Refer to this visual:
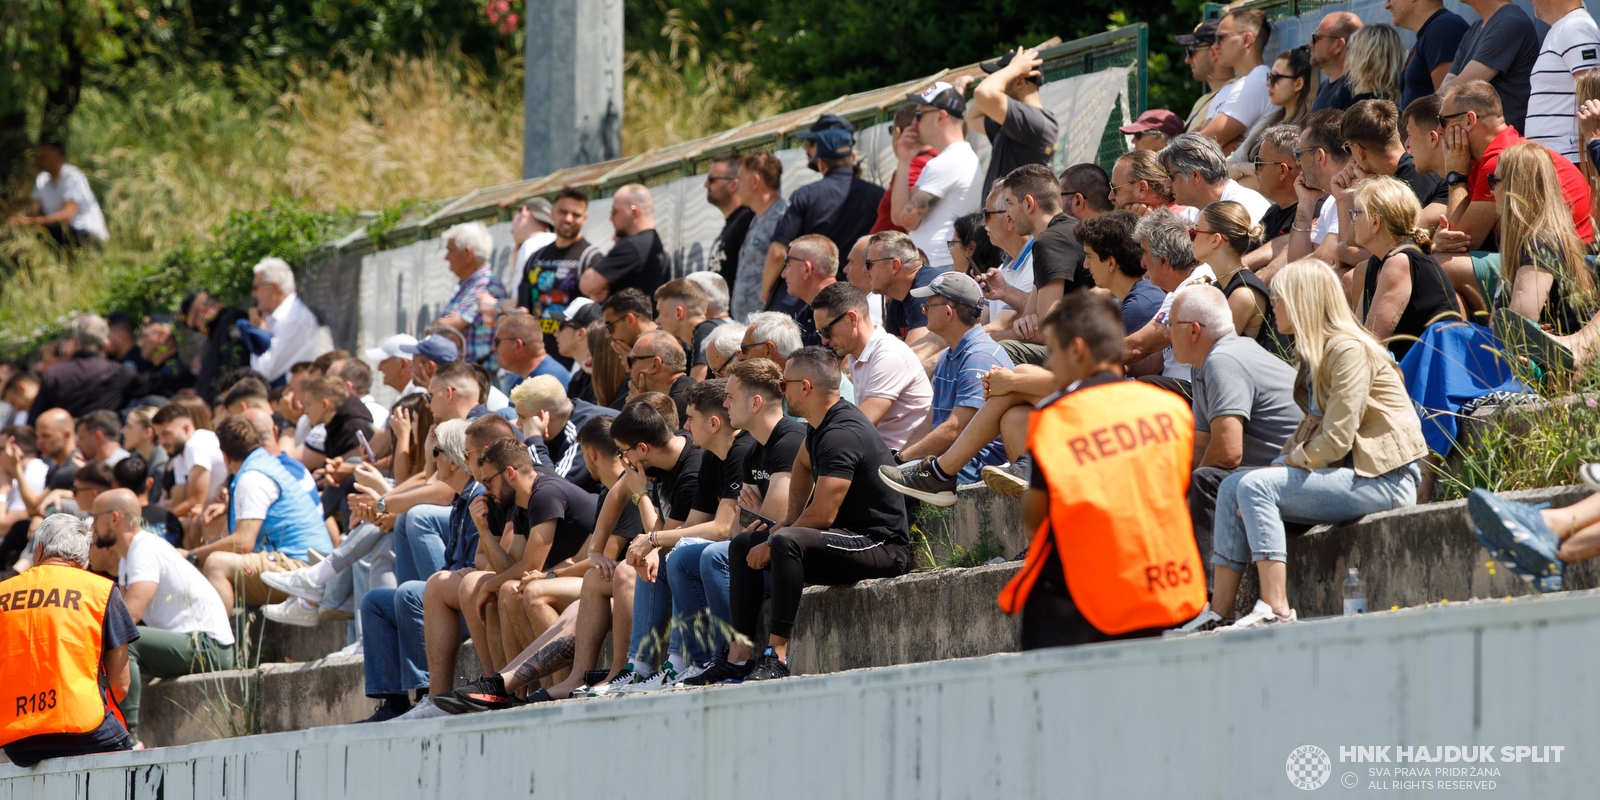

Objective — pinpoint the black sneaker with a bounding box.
[744,649,790,681]
[436,675,524,714]
[358,698,408,723]
[879,457,958,507]
[583,669,610,686]
[677,657,753,686]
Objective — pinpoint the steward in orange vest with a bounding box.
[998,293,1207,648]
[0,515,139,767]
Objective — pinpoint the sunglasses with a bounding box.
[981,209,1006,218]
[739,340,769,354]
[1308,33,1342,45]
[818,311,851,341]
[1292,146,1319,159]
[626,354,658,368]
[1265,72,1297,85]
[1437,110,1469,129]
[1486,174,1504,191]
[1252,160,1288,170]
[1188,228,1218,241]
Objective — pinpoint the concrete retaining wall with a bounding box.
[10,590,1600,797]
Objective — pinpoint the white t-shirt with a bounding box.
[172,429,229,504]
[910,141,983,267]
[990,240,1035,320]
[1527,9,1600,162]
[232,470,282,521]
[487,385,511,412]
[1205,80,1241,123]
[515,231,557,273]
[1219,181,1273,224]
[866,292,885,327]
[1310,195,1340,245]
[32,164,109,241]
[1153,263,1219,380]
[845,328,934,451]
[119,531,235,645]
[1213,64,1274,131]
[361,395,389,431]
[5,458,48,513]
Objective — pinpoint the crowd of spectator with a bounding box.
[10,0,1600,764]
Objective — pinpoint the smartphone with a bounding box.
[739,507,777,530]
[356,430,377,462]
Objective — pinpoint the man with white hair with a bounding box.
[702,321,745,379]
[247,257,324,385]
[1166,285,1301,630]
[580,184,666,302]
[510,374,617,493]
[737,312,804,367]
[436,221,509,365]
[29,314,134,419]
[0,514,138,766]
[684,271,732,321]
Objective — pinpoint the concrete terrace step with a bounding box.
[135,483,1598,746]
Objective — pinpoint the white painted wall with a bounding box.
[5,591,1600,797]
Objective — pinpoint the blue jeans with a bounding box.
[629,567,677,669]
[1211,462,1420,571]
[665,538,735,663]
[393,506,450,585]
[359,581,428,696]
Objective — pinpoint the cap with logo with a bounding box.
[522,197,554,226]
[908,81,967,117]
[1119,109,1185,137]
[563,297,602,327]
[910,271,986,310]
[980,49,1044,86]
[398,334,460,364]
[365,333,420,364]
[1175,19,1220,47]
[793,113,857,161]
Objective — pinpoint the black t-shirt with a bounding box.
[522,473,599,569]
[44,454,78,491]
[593,230,667,300]
[667,374,695,426]
[745,416,805,498]
[1258,203,1297,241]
[710,206,756,290]
[1394,153,1448,208]
[1032,213,1094,293]
[982,101,1060,199]
[644,438,703,523]
[885,267,937,340]
[2,584,137,765]
[690,318,723,368]
[692,431,757,515]
[143,503,188,548]
[487,496,531,542]
[310,394,375,458]
[600,486,647,543]
[519,237,602,315]
[771,168,886,260]
[806,400,908,545]
[197,306,252,402]
[1311,74,1355,113]
[567,368,596,405]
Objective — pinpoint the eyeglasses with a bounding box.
[924,299,953,312]
[704,175,736,184]
[945,239,961,251]
[602,317,621,333]
[817,311,852,341]
[1486,174,1504,191]
[914,109,941,119]
[1265,72,1296,85]
[783,254,810,268]
[861,256,895,268]
[739,341,769,354]
[1108,180,1134,192]
[482,466,508,487]
[981,208,1005,218]
[1292,146,1319,159]
[707,352,732,378]
[1437,110,1469,129]
[493,336,521,346]
[779,378,808,390]
[1251,160,1287,170]
[1308,33,1343,45]
[1347,208,1368,222]
[1162,319,1205,331]
[1188,228,1219,241]
[1213,30,1248,43]
[626,354,659,368]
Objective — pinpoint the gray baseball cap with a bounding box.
[911,271,985,309]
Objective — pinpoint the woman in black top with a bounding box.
[1494,142,1599,336]
[1350,176,1459,359]
[1190,200,1292,360]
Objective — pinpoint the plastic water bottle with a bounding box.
[1342,568,1367,616]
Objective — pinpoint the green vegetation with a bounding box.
[1436,393,1600,500]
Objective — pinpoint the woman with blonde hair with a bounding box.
[1199,258,1426,630]
[1348,176,1459,358]
[1190,200,1291,358]
[1346,24,1403,104]
[1494,142,1598,335]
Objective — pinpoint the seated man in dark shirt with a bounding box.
[718,346,911,682]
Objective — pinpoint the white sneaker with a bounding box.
[263,597,321,627]
[331,640,363,658]
[618,663,679,694]
[673,661,711,686]
[586,664,642,697]
[262,568,325,604]
[1164,603,1224,637]
[1227,599,1297,629]
[392,696,449,721]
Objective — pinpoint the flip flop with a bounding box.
[1492,307,1575,373]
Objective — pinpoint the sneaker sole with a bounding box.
[260,574,324,605]
[980,466,1027,499]
[264,612,321,627]
[1581,465,1600,490]
[1467,491,1561,578]
[877,469,958,507]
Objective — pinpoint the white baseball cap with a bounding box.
[365,333,419,363]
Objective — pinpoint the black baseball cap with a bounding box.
[1176,19,1220,47]
[907,81,966,117]
[980,49,1044,86]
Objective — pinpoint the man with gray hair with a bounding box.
[629,329,694,423]
[30,314,134,420]
[247,257,324,385]
[781,234,840,347]
[1122,208,1215,391]
[580,184,666,302]
[1159,133,1271,224]
[702,321,745,378]
[1242,124,1311,272]
[1166,285,1301,631]
[437,221,509,366]
[0,514,139,765]
[739,311,804,366]
[684,271,732,320]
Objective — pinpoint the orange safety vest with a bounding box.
[999,380,1207,634]
[0,564,124,747]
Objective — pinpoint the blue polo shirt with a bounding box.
[931,326,1014,479]
[445,481,485,571]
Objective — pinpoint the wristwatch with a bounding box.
[376,496,388,515]
[1445,171,1469,187]
[186,552,200,567]
[630,490,647,506]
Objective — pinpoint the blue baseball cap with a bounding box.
[399,334,459,364]
[794,113,857,160]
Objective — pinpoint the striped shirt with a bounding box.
[931,326,1014,471]
[1526,9,1600,163]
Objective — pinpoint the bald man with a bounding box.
[93,488,235,741]
[629,330,694,423]
[1309,11,1363,112]
[579,184,667,302]
[240,408,319,503]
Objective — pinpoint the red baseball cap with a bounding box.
[1119,109,1184,137]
